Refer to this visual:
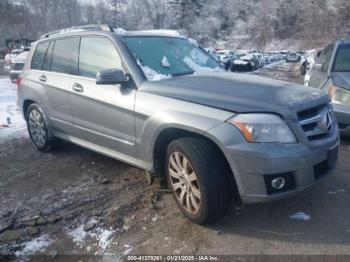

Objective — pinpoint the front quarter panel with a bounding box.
[134,91,234,166]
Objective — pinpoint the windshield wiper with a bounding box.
[171,70,194,77]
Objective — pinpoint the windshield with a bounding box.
[333,44,350,72]
[123,36,222,81]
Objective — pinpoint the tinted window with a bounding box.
[31,41,50,70]
[333,44,350,72]
[79,36,123,79]
[14,63,24,70]
[42,41,54,71]
[51,38,79,75]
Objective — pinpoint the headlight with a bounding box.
[227,114,297,143]
[328,85,350,106]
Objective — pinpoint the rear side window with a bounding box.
[79,36,123,79]
[51,37,79,75]
[31,41,50,70]
[42,41,54,71]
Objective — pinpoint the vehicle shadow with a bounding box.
[209,138,350,246]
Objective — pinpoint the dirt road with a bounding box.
[1,62,350,261]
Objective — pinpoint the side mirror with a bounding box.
[312,63,323,71]
[96,69,129,85]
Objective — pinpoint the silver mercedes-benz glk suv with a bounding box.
[17,25,339,224]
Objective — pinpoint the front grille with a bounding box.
[297,104,333,141]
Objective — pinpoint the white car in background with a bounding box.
[215,50,236,69]
[10,51,29,83]
[4,49,23,72]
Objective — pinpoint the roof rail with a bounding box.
[40,24,115,39]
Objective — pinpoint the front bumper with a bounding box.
[333,103,350,136]
[207,122,339,204]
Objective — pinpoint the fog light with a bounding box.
[271,177,286,189]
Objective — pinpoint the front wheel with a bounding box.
[166,137,232,224]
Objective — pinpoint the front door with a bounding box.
[70,35,136,156]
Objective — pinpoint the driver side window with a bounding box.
[79,36,124,79]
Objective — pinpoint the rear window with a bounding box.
[333,44,350,72]
[31,41,50,70]
[51,37,79,75]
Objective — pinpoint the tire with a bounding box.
[166,137,232,224]
[26,103,56,152]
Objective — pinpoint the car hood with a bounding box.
[139,72,329,120]
[332,72,350,91]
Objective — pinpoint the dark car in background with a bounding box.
[307,40,350,136]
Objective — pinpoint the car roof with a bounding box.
[38,25,187,42]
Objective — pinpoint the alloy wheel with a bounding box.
[168,151,201,214]
[28,109,47,148]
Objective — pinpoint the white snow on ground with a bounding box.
[97,229,115,252]
[0,78,27,142]
[15,235,53,257]
[123,244,133,255]
[289,212,311,221]
[66,219,116,254]
[67,225,87,248]
[263,60,286,69]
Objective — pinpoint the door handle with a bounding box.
[39,75,47,82]
[72,83,84,93]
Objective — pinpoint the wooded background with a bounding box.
[1,0,350,50]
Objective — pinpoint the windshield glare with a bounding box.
[333,45,350,72]
[123,36,222,81]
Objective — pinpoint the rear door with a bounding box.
[70,35,137,156]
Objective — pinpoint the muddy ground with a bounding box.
[1,61,350,261]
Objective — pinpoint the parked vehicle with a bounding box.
[215,50,236,70]
[307,40,350,136]
[18,25,339,224]
[240,54,260,70]
[10,51,29,83]
[4,49,23,72]
[252,52,265,67]
[286,52,301,62]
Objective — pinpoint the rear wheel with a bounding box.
[26,104,56,152]
[166,137,232,224]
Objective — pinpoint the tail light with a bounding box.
[16,77,22,88]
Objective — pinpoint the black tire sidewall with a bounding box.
[166,138,231,224]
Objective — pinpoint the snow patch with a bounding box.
[66,219,116,254]
[161,56,171,68]
[67,225,87,247]
[15,235,52,257]
[0,78,27,142]
[137,60,170,81]
[289,212,311,221]
[115,27,128,35]
[123,244,133,255]
[97,229,115,252]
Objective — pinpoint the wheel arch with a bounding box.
[23,99,37,120]
[152,127,241,201]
